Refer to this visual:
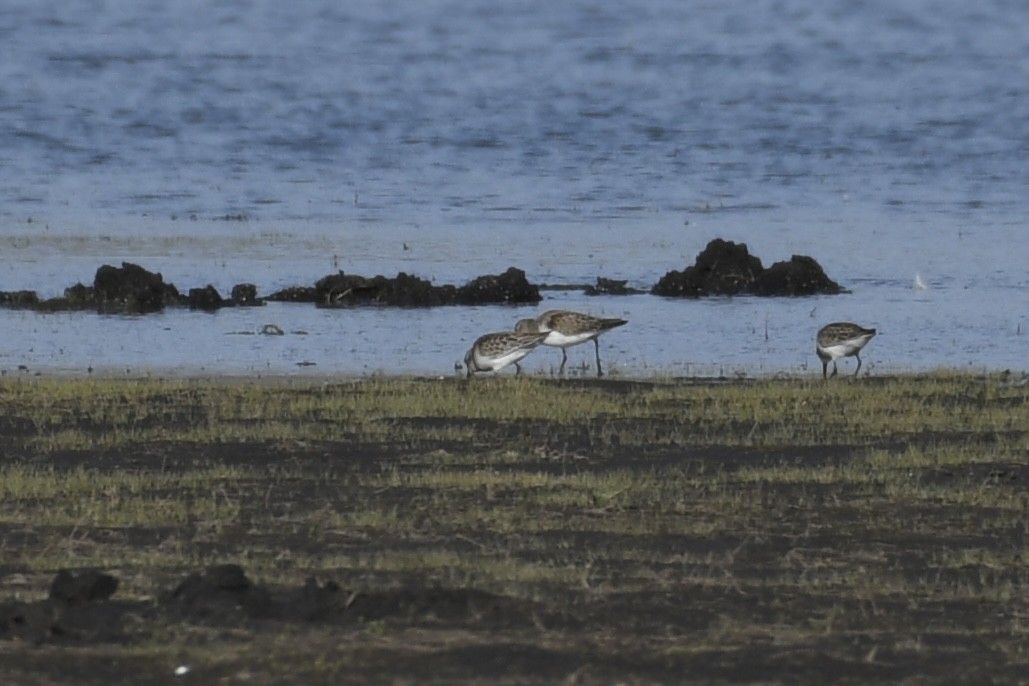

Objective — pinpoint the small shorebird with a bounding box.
[816,322,877,379]
[515,309,628,377]
[463,331,548,377]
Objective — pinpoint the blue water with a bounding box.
[2,0,1028,377]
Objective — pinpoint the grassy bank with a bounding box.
[0,373,1026,684]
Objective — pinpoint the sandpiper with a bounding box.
[816,322,877,379]
[514,309,628,377]
[463,331,548,377]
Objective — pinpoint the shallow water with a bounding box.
[2,0,1027,377]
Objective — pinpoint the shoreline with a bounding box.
[1,366,1025,385]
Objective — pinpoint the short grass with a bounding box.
[0,372,1026,684]
[1,371,1024,452]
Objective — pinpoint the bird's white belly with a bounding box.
[475,347,531,371]
[542,331,596,348]
[820,339,867,360]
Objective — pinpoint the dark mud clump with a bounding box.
[0,569,124,643]
[312,271,457,307]
[1,565,534,645]
[584,277,646,296]
[263,285,318,303]
[186,285,226,311]
[93,262,181,313]
[230,283,262,306]
[652,238,842,297]
[0,241,843,316]
[752,254,843,296]
[268,266,542,307]
[160,563,274,622]
[0,262,268,314]
[0,290,40,309]
[456,267,540,305]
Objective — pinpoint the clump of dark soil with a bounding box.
[93,262,182,313]
[584,277,645,296]
[267,266,542,307]
[230,283,260,306]
[0,569,125,643]
[1,565,533,645]
[0,262,266,314]
[752,254,843,296]
[0,290,41,309]
[652,238,842,297]
[0,238,848,316]
[456,267,541,305]
[0,263,544,313]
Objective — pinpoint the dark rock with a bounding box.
[652,239,763,297]
[585,277,644,296]
[93,262,180,314]
[230,283,261,306]
[187,285,225,311]
[457,267,541,305]
[752,255,843,296]
[49,569,119,605]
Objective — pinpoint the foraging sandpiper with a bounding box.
[463,331,549,377]
[816,322,877,379]
[514,309,627,377]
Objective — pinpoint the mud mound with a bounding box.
[0,290,40,309]
[652,239,841,297]
[94,262,181,313]
[752,255,843,296]
[0,263,265,314]
[585,277,645,295]
[0,569,130,644]
[0,244,843,316]
[230,283,261,306]
[456,267,541,305]
[49,569,119,605]
[160,564,274,623]
[267,267,542,307]
[186,285,226,311]
[312,271,457,307]
[1,565,532,644]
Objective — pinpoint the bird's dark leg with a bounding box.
[514,362,523,377]
[559,349,568,375]
[822,359,829,380]
[831,361,839,378]
[853,354,862,377]
[594,338,604,378]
